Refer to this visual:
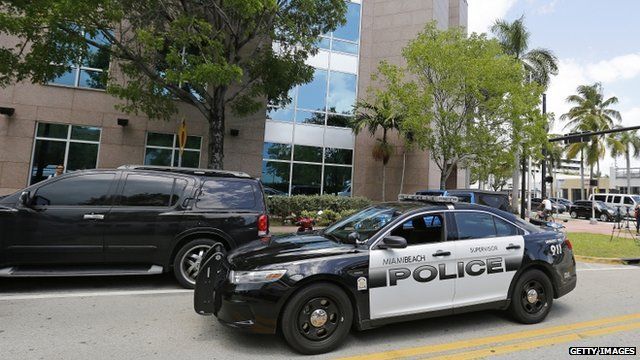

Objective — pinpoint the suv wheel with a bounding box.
[599,214,608,222]
[509,269,553,324]
[174,239,225,289]
[281,283,352,355]
[570,211,577,219]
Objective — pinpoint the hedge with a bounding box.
[267,195,371,224]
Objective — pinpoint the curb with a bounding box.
[575,255,640,265]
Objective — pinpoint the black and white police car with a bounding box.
[194,195,577,354]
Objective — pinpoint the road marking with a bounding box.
[336,313,640,360]
[578,267,640,271]
[0,288,192,301]
[423,321,640,360]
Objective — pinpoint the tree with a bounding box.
[398,23,545,190]
[491,16,558,209]
[350,62,406,201]
[544,135,564,197]
[608,128,640,194]
[0,0,347,169]
[561,83,621,191]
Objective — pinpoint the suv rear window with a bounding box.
[197,179,257,210]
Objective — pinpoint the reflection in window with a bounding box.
[51,30,111,89]
[119,175,181,207]
[327,113,351,127]
[333,2,361,42]
[296,110,325,125]
[34,174,114,206]
[323,165,352,195]
[144,132,202,168]
[332,39,358,54]
[263,143,292,161]
[267,106,294,122]
[262,161,290,194]
[325,147,353,165]
[297,69,327,112]
[197,180,257,209]
[292,163,321,195]
[294,145,323,163]
[328,71,357,115]
[30,123,102,185]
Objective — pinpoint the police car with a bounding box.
[194,195,576,354]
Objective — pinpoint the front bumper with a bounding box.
[193,251,290,334]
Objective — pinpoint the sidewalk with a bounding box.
[561,218,638,238]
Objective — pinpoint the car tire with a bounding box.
[173,239,225,289]
[281,283,353,355]
[570,211,577,219]
[599,214,608,222]
[509,269,554,324]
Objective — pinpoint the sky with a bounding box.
[467,0,640,175]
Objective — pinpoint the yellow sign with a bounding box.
[178,119,187,155]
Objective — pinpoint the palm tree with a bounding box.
[545,137,564,197]
[350,97,403,201]
[608,129,640,194]
[561,83,622,196]
[491,16,558,210]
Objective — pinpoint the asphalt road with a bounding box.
[0,262,638,360]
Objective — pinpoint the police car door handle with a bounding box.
[83,214,105,220]
[506,244,521,250]
[432,250,451,257]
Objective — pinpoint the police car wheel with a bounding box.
[281,283,352,355]
[173,239,224,289]
[509,270,553,324]
[570,211,577,219]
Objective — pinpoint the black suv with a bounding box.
[0,165,269,288]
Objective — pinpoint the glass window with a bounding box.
[323,165,352,195]
[594,194,607,202]
[296,110,325,125]
[325,147,353,165]
[262,161,290,194]
[317,37,331,50]
[391,214,444,245]
[494,217,518,236]
[324,206,400,244]
[50,30,111,89]
[612,196,621,204]
[294,145,323,163]
[144,132,202,168]
[297,69,327,112]
[33,173,114,206]
[333,2,361,42]
[197,179,257,209]
[454,212,497,240]
[328,71,357,115]
[267,106,294,122]
[291,163,321,195]
[332,39,358,54]
[263,143,292,161]
[30,123,102,185]
[119,174,179,207]
[326,113,351,128]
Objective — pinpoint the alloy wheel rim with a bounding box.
[297,297,341,341]
[521,280,547,314]
[180,243,224,285]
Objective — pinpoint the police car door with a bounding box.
[451,211,524,308]
[369,212,456,320]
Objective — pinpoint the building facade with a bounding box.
[0,0,468,199]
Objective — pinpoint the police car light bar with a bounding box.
[398,194,459,203]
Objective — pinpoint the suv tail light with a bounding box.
[564,238,573,250]
[258,214,269,236]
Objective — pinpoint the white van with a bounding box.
[588,193,640,215]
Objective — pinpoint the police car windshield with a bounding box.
[324,206,401,244]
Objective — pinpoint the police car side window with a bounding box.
[494,217,519,236]
[391,214,444,246]
[454,212,496,240]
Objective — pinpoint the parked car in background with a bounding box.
[550,197,572,208]
[0,165,269,288]
[264,186,287,196]
[569,200,616,222]
[417,189,511,212]
[589,193,640,215]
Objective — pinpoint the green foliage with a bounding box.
[267,195,370,223]
[298,209,357,226]
[377,23,545,189]
[0,0,347,169]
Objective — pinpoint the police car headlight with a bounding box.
[229,269,287,284]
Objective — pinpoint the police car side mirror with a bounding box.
[19,191,31,207]
[379,235,407,249]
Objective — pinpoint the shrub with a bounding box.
[268,195,371,224]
